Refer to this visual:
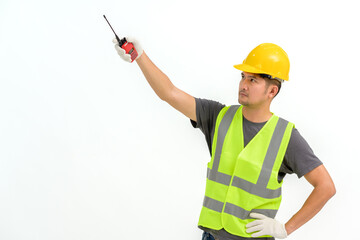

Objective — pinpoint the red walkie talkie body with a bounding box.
[117,36,138,62]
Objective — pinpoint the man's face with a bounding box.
[238,72,271,107]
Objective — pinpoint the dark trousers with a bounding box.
[202,231,216,240]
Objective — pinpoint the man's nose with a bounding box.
[240,80,248,90]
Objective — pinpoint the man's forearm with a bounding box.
[135,51,175,101]
[285,182,336,235]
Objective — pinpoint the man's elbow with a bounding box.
[323,181,336,200]
[329,182,336,198]
[315,180,336,200]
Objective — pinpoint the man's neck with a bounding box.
[242,105,273,123]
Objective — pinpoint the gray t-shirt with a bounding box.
[190,98,323,240]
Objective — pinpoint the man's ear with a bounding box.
[269,85,279,98]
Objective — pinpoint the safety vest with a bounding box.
[198,105,294,238]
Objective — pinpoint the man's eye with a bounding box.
[250,78,256,82]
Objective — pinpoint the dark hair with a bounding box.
[259,74,282,97]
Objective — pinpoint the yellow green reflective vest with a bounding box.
[198,105,294,238]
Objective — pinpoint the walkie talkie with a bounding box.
[103,15,138,62]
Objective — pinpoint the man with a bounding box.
[112,37,336,240]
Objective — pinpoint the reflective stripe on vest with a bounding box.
[203,105,289,219]
[203,196,278,219]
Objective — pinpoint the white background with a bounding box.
[0,0,359,239]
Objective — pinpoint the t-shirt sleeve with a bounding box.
[190,98,226,155]
[280,128,323,178]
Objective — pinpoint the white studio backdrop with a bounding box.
[0,0,358,239]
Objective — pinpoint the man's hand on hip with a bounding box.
[246,213,287,239]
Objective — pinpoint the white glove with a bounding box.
[246,213,287,239]
[113,36,144,63]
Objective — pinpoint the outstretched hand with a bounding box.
[113,36,143,62]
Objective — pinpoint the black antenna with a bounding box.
[103,15,123,44]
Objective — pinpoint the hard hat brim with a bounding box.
[233,63,288,81]
[233,64,264,74]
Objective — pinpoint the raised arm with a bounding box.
[113,37,196,122]
[135,51,196,121]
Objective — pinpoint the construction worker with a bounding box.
[112,37,336,240]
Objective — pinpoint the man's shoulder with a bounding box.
[194,97,227,120]
[273,113,295,128]
[195,97,227,109]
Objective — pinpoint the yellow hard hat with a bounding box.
[234,43,290,81]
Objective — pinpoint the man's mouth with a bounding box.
[239,91,248,97]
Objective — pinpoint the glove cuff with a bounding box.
[281,224,288,239]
